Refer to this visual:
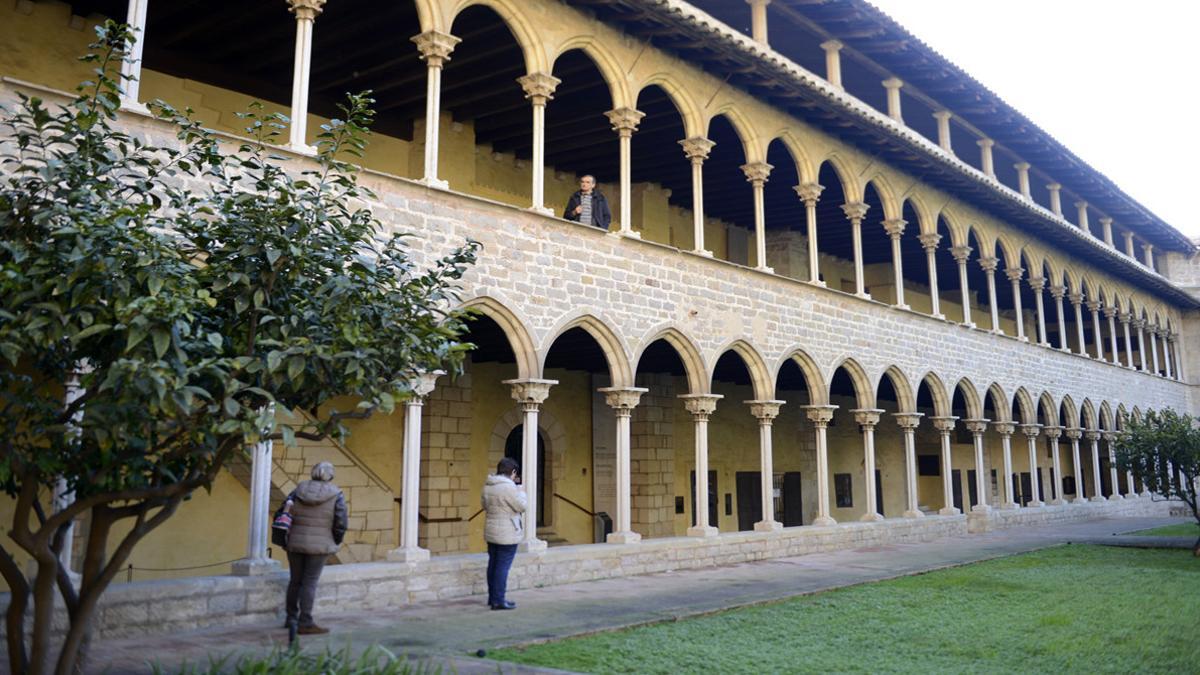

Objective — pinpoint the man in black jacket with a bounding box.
[563,175,611,230]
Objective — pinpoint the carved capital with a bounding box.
[409,370,444,399]
[740,161,773,185]
[1042,425,1063,440]
[917,232,942,251]
[1102,431,1118,443]
[930,416,958,433]
[1130,318,1145,330]
[794,182,824,205]
[746,400,784,422]
[1098,216,1113,227]
[599,386,648,414]
[1074,200,1088,211]
[992,421,1017,436]
[841,201,869,222]
[820,39,844,53]
[950,245,972,263]
[851,408,884,428]
[977,256,999,273]
[976,138,995,149]
[1067,293,1084,306]
[504,378,557,412]
[1049,284,1067,300]
[1084,430,1101,442]
[411,30,460,65]
[804,404,838,426]
[1086,300,1101,312]
[288,0,327,21]
[882,218,907,238]
[893,412,924,430]
[1004,267,1024,283]
[1064,428,1083,441]
[882,76,903,90]
[1020,423,1043,438]
[963,418,991,435]
[517,72,561,103]
[605,107,645,136]
[1046,182,1062,192]
[680,393,722,421]
[1103,306,1118,319]
[1013,161,1031,172]
[1027,276,1046,291]
[679,137,715,163]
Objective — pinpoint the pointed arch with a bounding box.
[548,37,631,108]
[937,207,970,247]
[1099,401,1114,431]
[1012,387,1037,424]
[900,193,936,234]
[704,107,760,162]
[460,295,538,379]
[829,357,875,409]
[880,365,917,414]
[994,234,1023,269]
[1080,398,1097,430]
[632,325,708,396]
[864,175,901,221]
[816,154,862,203]
[773,348,827,406]
[985,382,1010,422]
[1037,391,1059,426]
[1064,267,1084,295]
[448,0,545,74]
[915,371,950,417]
[709,339,773,401]
[763,130,816,185]
[954,377,984,420]
[633,75,703,138]
[1059,395,1079,429]
[541,312,633,388]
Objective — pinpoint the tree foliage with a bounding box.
[1114,408,1200,555]
[0,23,478,674]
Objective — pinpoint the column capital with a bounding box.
[1101,431,1118,443]
[820,39,844,52]
[794,182,824,205]
[963,418,991,434]
[1019,423,1043,438]
[893,411,924,430]
[679,137,715,163]
[599,386,648,412]
[841,201,869,221]
[1067,292,1084,306]
[932,110,953,122]
[411,30,460,65]
[882,218,907,238]
[680,393,722,420]
[976,137,995,149]
[992,421,1017,435]
[1013,161,1031,171]
[977,256,999,273]
[1130,317,1145,329]
[1046,182,1062,191]
[1027,276,1046,291]
[1098,216,1113,226]
[803,404,838,425]
[1085,299,1101,312]
[1064,427,1083,440]
[1084,430,1101,441]
[929,416,958,433]
[1049,284,1067,300]
[517,72,561,103]
[408,370,444,399]
[1042,425,1063,440]
[850,408,884,427]
[605,107,645,136]
[288,0,327,21]
[949,244,972,262]
[746,399,785,421]
[882,76,903,90]
[917,232,942,251]
[504,378,557,409]
[1004,267,1024,282]
[741,161,773,184]
[1102,305,1118,319]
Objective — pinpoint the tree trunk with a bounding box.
[0,551,31,674]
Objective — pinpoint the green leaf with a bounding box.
[151,327,170,359]
[287,356,305,382]
[71,323,112,343]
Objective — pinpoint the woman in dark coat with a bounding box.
[284,461,348,635]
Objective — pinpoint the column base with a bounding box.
[855,292,871,300]
[416,176,449,190]
[1026,500,1044,507]
[287,142,318,156]
[1038,341,1052,348]
[962,321,976,329]
[893,303,911,311]
[970,504,991,514]
[119,99,150,115]
[997,501,1019,510]
[611,229,641,239]
[755,265,775,274]
[691,249,713,258]
[606,531,642,544]
[931,313,945,321]
[1047,498,1064,506]
[518,538,548,552]
[808,279,827,288]
[753,520,783,532]
[686,525,719,537]
[1018,336,1030,343]
[386,546,430,563]
[902,509,925,519]
[1089,496,1106,502]
[859,512,885,522]
[527,205,554,217]
[811,516,837,527]
[1107,494,1123,501]
[1073,497,1089,505]
[937,506,961,516]
[230,558,281,576]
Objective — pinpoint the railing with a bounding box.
[553,493,612,543]
[394,497,483,524]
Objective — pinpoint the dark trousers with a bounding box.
[286,551,328,626]
[486,542,518,607]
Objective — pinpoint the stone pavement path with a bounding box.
[85,516,1188,674]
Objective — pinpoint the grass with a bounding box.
[1128,522,1199,537]
[489,545,1200,674]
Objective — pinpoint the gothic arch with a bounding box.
[460,295,539,379]
[632,325,708,395]
[541,312,634,388]
[1012,387,1037,424]
[954,377,984,420]
[772,348,828,406]
[632,75,704,138]
[446,0,546,74]
[916,370,949,417]
[709,339,773,401]
[829,357,875,409]
[880,365,917,413]
[548,37,631,109]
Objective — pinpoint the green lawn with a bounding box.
[490,546,1200,674]
[1129,522,1199,537]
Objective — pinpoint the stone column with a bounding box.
[285,0,327,152]
[933,111,953,153]
[1065,428,1086,503]
[994,422,1017,508]
[505,378,558,551]
[930,417,959,515]
[1104,307,1120,365]
[1142,243,1155,270]
[1014,162,1031,200]
[979,257,1001,333]
[118,0,150,112]
[1047,182,1063,217]
[681,394,723,536]
[1104,432,1122,500]
[977,138,995,179]
[1161,331,1174,379]
[1029,276,1048,346]
[1074,201,1091,237]
[1021,424,1044,506]
[964,419,990,512]
[843,202,870,298]
[747,400,785,531]
[232,436,281,575]
[852,409,885,521]
[1006,267,1027,341]
[1088,300,1105,361]
[805,405,839,526]
[919,233,943,318]
[1134,319,1148,371]
[413,30,460,187]
[950,245,974,326]
[1120,313,1135,369]
[1099,216,1114,247]
[821,40,844,89]
[742,161,775,272]
[680,137,715,257]
[1069,293,1087,356]
[56,366,91,574]
[1126,467,1138,498]
[882,77,904,122]
[1086,430,1105,501]
[894,412,924,518]
[1167,332,1179,380]
[882,218,908,309]
[601,386,649,543]
[796,182,824,286]
[606,107,645,237]
[518,72,561,216]
[389,371,442,562]
[1044,426,1064,505]
[748,0,771,43]
[1123,232,1136,258]
[1149,325,1162,375]
[1050,285,1069,352]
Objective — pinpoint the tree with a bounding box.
[1114,408,1200,556]
[0,23,478,674]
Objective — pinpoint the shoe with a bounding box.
[297,624,330,635]
[490,601,516,610]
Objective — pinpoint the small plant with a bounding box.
[1115,408,1200,555]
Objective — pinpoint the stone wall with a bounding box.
[631,373,677,538]
[419,370,474,555]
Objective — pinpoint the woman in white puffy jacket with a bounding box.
[481,457,526,610]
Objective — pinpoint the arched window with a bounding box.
[504,425,547,525]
